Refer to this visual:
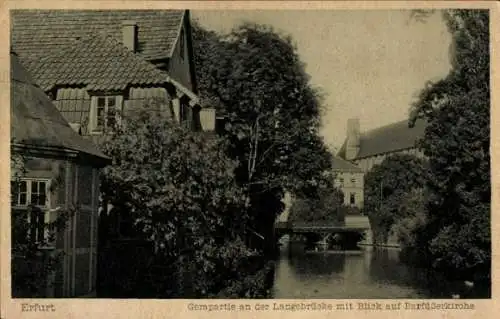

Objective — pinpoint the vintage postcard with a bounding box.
[0,1,498,318]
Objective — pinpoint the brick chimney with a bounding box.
[345,118,360,160]
[122,20,137,52]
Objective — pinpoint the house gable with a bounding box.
[165,10,198,93]
[11,10,216,135]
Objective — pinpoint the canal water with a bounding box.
[271,241,489,299]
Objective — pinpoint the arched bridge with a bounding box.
[275,215,371,250]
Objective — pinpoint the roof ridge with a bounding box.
[11,9,186,61]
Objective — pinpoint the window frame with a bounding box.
[349,192,356,206]
[11,178,50,209]
[339,177,344,186]
[91,95,123,133]
[11,178,52,246]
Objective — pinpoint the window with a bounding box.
[350,193,356,205]
[93,96,122,132]
[11,180,27,206]
[339,178,344,186]
[11,179,51,244]
[11,179,49,208]
[180,101,193,129]
[351,177,356,185]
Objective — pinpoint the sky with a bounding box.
[192,10,452,150]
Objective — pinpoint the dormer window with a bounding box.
[97,96,115,129]
[90,95,123,133]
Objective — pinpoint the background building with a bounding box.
[337,118,427,173]
[336,117,428,246]
[332,155,364,209]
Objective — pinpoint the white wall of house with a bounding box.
[334,171,364,209]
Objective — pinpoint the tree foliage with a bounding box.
[409,9,490,278]
[364,154,428,244]
[288,179,346,224]
[98,106,257,296]
[391,188,428,248]
[192,22,333,253]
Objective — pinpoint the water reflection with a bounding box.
[288,251,346,275]
[272,243,485,299]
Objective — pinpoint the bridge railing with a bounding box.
[276,217,370,230]
[290,221,345,228]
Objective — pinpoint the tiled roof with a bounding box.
[11,53,109,163]
[11,9,184,62]
[332,155,362,172]
[22,33,172,91]
[337,118,427,160]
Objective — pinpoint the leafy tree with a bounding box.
[391,188,427,249]
[409,9,490,279]
[192,22,333,254]
[364,154,428,244]
[288,179,346,224]
[98,106,256,297]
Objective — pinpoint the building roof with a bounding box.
[11,9,185,62]
[11,53,109,163]
[337,118,427,160]
[22,33,173,92]
[331,155,362,173]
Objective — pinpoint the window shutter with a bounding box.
[115,95,124,126]
[172,98,181,123]
[88,96,98,132]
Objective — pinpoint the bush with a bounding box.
[391,188,427,248]
[98,106,256,297]
[288,180,346,224]
[364,154,428,245]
